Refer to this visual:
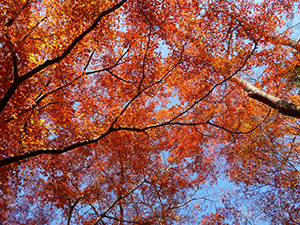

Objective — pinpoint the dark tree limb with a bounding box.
[0,0,128,114]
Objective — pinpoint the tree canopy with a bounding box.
[1,0,300,224]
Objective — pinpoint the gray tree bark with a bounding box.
[234,77,300,118]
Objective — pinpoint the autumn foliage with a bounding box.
[1,0,300,224]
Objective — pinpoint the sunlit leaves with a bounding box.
[1,0,300,224]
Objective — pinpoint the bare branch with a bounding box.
[207,108,271,134]
[85,47,134,83]
[0,127,113,167]
[93,179,147,224]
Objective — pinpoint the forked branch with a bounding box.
[0,0,128,114]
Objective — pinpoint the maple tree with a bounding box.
[1,0,300,224]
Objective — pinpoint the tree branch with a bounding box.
[267,34,300,53]
[234,77,300,118]
[93,179,147,224]
[0,0,128,114]
[0,128,113,167]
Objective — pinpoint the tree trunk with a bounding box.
[234,77,300,119]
